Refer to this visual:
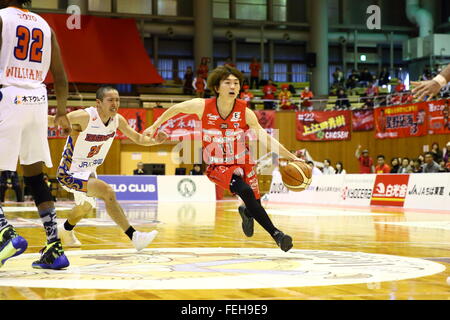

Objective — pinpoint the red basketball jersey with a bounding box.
[201,97,250,165]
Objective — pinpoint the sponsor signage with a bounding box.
[404,173,450,210]
[340,174,376,207]
[157,175,216,202]
[98,175,158,201]
[370,174,410,207]
[296,111,352,141]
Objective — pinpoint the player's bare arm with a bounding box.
[245,108,298,161]
[49,28,71,135]
[117,114,167,146]
[412,64,450,101]
[48,109,89,133]
[143,98,205,137]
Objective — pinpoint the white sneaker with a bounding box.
[132,230,158,252]
[58,224,81,247]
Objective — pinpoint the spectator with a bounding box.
[332,67,344,85]
[307,161,323,176]
[398,157,412,173]
[322,159,336,175]
[422,152,441,173]
[133,162,148,175]
[375,155,391,173]
[335,161,347,174]
[262,79,277,110]
[346,69,359,90]
[190,164,204,175]
[197,57,209,79]
[278,84,294,110]
[335,88,351,110]
[390,157,400,173]
[193,75,207,98]
[394,79,405,93]
[443,141,450,163]
[0,171,24,202]
[363,81,379,108]
[378,66,390,86]
[430,142,443,162]
[224,57,236,68]
[300,87,314,111]
[249,57,261,89]
[355,145,374,173]
[359,68,372,87]
[183,66,194,95]
[438,160,449,172]
[412,158,423,173]
[239,85,254,109]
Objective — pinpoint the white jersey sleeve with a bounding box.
[0,7,52,89]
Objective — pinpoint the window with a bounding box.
[273,63,287,82]
[273,0,286,22]
[292,64,308,82]
[31,0,58,9]
[178,59,195,79]
[213,0,230,19]
[117,0,151,14]
[262,62,269,80]
[236,0,266,21]
[158,0,177,16]
[158,58,173,80]
[236,62,250,75]
[88,0,112,12]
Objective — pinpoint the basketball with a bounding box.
[279,160,312,192]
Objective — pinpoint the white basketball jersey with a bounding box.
[0,7,51,88]
[63,107,119,173]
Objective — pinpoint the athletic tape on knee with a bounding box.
[23,173,53,206]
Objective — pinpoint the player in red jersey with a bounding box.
[144,65,300,252]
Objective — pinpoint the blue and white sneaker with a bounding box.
[32,240,69,270]
[0,226,28,268]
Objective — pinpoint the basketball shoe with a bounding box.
[58,224,81,247]
[0,226,28,268]
[132,230,158,251]
[32,240,70,269]
[272,230,293,252]
[238,205,254,237]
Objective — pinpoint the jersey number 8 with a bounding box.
[14,25,43,63]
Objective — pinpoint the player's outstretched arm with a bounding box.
[48,109,88,130]
[411,64,450,101]
[143,98,205,138]
[118,114,168,146]
[245,109,299,161]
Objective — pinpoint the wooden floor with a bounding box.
[0,200,449,300]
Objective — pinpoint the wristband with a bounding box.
[433,74,447,88]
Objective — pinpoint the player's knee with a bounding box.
[100,185,116,203]
[23,173,53,206]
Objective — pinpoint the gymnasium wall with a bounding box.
[32,109,449,178]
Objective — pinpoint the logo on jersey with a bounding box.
[207,113,220,121]
[220,123,228,129]
[230,112,241,122]
[85,132,115,142]
[233,123,240,128]
[14,95,46,105]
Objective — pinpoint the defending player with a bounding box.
[0,0,72,269]
[144,65,300,252]
[48,86,166,251]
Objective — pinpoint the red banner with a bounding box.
[115,108,147,140]
[48,106,83,139]
[370,174,410,207]
[352,110,374,131]
[374,102,428,139]
[427,99,450,135]
[152,108,201,140]
[254,110,276,136]
[296,111,351,141]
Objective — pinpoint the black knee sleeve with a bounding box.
[230,175,255,201]
[23,173,53,206]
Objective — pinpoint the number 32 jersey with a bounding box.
[60,107,119,173]
[0,6,51,88]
